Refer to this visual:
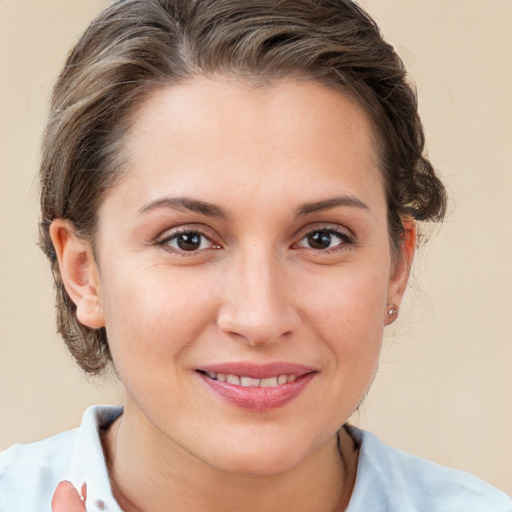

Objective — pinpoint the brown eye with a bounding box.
[307,231,335,249]
[176,232,202,251]
[162,231,215,252]
[296,229,352,251]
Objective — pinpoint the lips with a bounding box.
[196,362,316,411]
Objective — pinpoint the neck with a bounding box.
[102,405,358,512]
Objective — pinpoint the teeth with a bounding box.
[240,377,261,387]
[278,375,288,385]
[204,372,298,387]
[226,375,240,385]
[260,377,278,387]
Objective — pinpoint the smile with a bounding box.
[196,363,317,412]
[203,372,297,387]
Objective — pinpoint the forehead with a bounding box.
[129,77,378,153]
[108,77,384,214]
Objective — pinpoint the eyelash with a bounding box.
[156,227,221,256]
[155,226,355,256]
[293,227,355,253]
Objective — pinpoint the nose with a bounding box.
[217,250,300,346]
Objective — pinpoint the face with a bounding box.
[57,77,411,475]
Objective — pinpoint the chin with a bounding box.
[198,429,321,477]
[213,450,304,477]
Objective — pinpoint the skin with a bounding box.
[51,482,86,512]
[51,77,414,511]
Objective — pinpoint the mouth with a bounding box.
[200,371,298,387]
[196,362,317,411]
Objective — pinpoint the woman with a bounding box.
[1,1,510,511]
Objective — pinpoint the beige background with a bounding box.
[1,0,511,495]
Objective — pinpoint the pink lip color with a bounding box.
[196,362,317,412]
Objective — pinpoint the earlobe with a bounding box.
[385,218,416,325]
[49,219,105,329]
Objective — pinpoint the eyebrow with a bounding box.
[139,195,369,219]
[139,197,229,218]
[295,196,370,217]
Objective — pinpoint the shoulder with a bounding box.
[347,427,512,512]
[0,405,122,512]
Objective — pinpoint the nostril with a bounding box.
[217,313,298,346]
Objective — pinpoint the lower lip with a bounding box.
[198,372,316,412]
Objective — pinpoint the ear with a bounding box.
[385,218,416,326]
[49,219,105,329]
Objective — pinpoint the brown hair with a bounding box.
[40,0,447,374]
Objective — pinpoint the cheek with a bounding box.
[98,264,218,375]
[299,263,388,381]
[301,262,389,332]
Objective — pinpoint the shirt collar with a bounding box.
[70,405,123,512]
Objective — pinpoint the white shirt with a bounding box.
[0,406,510,512]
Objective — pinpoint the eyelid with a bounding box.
[292,222,355,242]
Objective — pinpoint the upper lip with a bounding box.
[197,362,316,379]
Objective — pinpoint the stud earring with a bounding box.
[387,304,399,318]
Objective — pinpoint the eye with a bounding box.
[158,229,220,253]
[295,228,353,251]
